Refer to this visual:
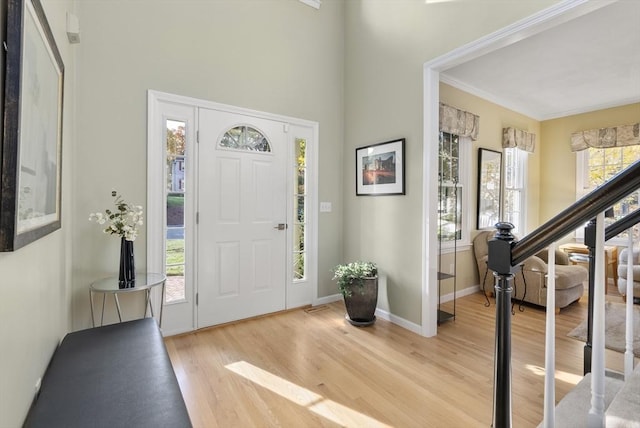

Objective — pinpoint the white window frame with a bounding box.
[147,94,197,335]
[438,133,471,253]
[576,147,640,245]
[286,124,319,308]
[503,147,528,237]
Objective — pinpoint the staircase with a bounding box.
[547,214,640,428]
[605,365,640,427]
[487,160,640,428]
[545,362,640,427]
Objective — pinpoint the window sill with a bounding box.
[439,243,471,254]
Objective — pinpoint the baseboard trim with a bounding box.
[439,285,480,303]
[313,294,422,334]
[313,293,342,306]
[314,288,479,336]
[374,308,422,335]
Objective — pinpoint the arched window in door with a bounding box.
[219,125,271,152]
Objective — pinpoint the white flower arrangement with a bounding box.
[89,190,144,241]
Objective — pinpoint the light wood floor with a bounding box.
[164,285,626,428]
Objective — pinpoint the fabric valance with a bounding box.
[439,103,479,141]
[502,127,536,153]
[570,123,640,152]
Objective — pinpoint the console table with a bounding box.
[90,273,166,327]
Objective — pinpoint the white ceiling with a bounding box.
[440,0,640,121]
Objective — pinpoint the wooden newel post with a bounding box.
[488,222,517,428]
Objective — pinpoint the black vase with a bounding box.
[343,277,378,326]
[119,237,135,288]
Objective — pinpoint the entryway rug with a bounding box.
[567,301,640,358]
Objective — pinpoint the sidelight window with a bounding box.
[165,119,186,303]
[293,138,307,281]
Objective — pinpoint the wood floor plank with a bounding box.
[165,287,626,427]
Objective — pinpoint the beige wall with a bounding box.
[0,0,76,426]
[439,83,542,293]
[72,0,346,329]
[343,0,558,324]
[539,103,640,224]
[8,0,622,423]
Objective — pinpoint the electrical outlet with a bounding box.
[35,377,42,394]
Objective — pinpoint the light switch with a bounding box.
[320,202,332,212]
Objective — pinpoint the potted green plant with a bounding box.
[332,261,378,326]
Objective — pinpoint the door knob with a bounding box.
[274,223,287,230]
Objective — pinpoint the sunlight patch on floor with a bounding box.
[526,364,582,386]
[225,361,393,427]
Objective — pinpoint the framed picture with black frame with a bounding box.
[1,0,64,251]
[355,138,405,196]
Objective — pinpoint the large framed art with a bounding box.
[355,138,405,196]
[1,0,64,251]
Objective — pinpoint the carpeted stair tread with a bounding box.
[537,373,624,428]
[606,364,640,427]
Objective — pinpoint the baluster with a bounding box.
[588,212,606,427]
[543,242,557,427]
[625,230,634,379]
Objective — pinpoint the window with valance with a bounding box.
[571,123,639,152]
[502,127,535,153]
[574,123,640,243]
[439,103,479,141]
[501,127,535,235]
[438,103,476,247]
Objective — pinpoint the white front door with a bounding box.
[197,109,288,327]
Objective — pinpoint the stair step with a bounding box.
[538,372,624,427]
[606,364,640,427]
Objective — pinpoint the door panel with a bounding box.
[197,109,287,327]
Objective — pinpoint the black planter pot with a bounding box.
[343,277,378,326]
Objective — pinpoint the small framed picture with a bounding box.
[356,138,405,196]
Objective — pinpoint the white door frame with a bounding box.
[147,90,319,336]
[421,0,607,337]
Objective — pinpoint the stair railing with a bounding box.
[488,160,640,428]
[582,209,640,376]
[543,210,639,428]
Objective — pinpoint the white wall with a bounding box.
[72,0,345,330]
[0,0,76,425]
[343,0,560,324]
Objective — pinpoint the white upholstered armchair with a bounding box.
[473,230,588,311]
[617,247,640,301]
